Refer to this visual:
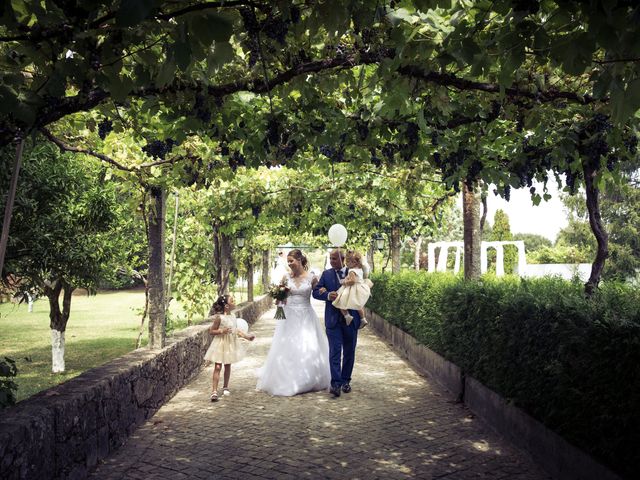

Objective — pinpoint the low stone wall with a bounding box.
[365,309,464,400]
[364,307,621,480]
[0,294,272,480]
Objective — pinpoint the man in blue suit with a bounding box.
[312,249,361,397]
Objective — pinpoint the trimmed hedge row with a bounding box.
[368,272,640,479]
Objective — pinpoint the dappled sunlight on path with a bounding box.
[90,300,549,479]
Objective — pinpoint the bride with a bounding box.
[256,249,331,396]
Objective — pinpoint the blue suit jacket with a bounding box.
[312,268,360,328]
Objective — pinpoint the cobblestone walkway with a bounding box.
[90,301,550,479]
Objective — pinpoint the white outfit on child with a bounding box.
[332,267,372,310]
[203,314,246,364]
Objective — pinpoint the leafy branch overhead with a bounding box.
[0,0,640,207]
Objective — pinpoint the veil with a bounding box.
[361,256,371,278]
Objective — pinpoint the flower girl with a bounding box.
[204,295,255,402]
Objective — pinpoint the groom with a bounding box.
[312,249,362,397]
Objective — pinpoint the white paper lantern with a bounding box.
[328,224,348,247]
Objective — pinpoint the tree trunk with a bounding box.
[147,186,166,349]
[246,257,254,302]
[136,276,149,348]
[0,139,24,278]
[391,225,401,273]
[414,235,423,271]
[165,191,179,309]
[463,181,481,280]
[43,277,74,373]
[213,229,233,296]
[261,250,270,292]
[583,160,609,296]
[480,194,488,236]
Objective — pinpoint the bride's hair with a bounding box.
[212,294,231,314]
[287,249,309,271]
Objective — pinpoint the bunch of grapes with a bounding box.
[265,118,280,147]
[517,172,532,188]
[319,144,335,158]
[263,17,289,45]
[623,134,638,155]
[98,119,113,140]
[586,137,610,163]
[281,140,297,159]
[361,28,374,45]
[432,152,442,168]
[310,120,326,133]
[564,168,579,194]
[591,113,612,133]
[370,148,381,167]
[405,122,419,146]
[252,205,261,220]
[356,121,369,141]
[430,131,439,146]
[239,7,259,35]
[381,142,396,162]
[494,185,512,201]
[142,138,175,160]
[467,160,484,182]
[228,150,246,172]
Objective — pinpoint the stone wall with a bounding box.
[0,294,272,480]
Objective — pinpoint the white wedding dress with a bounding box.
[256,274,331,396]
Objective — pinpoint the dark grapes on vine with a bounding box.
[142,138,175,160]
[98,119,113,140]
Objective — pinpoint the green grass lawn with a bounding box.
[0,289,190,403]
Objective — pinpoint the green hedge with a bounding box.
[368,272,640,479]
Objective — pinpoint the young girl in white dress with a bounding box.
[332,250,373,329]
[204,294,255,402]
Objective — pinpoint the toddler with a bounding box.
[331,250,373,329]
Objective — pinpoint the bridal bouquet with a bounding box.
[268,280,290,319]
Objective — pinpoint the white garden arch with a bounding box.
[427,240,527,276]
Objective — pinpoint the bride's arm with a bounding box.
[312,272,329,301]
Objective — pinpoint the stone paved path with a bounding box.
[90,301,550,479]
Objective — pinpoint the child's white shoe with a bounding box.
[344,314,353,326]
[359,317,369,329]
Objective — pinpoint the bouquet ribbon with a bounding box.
[274,301,286,319]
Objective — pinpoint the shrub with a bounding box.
[368,272,640,479]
